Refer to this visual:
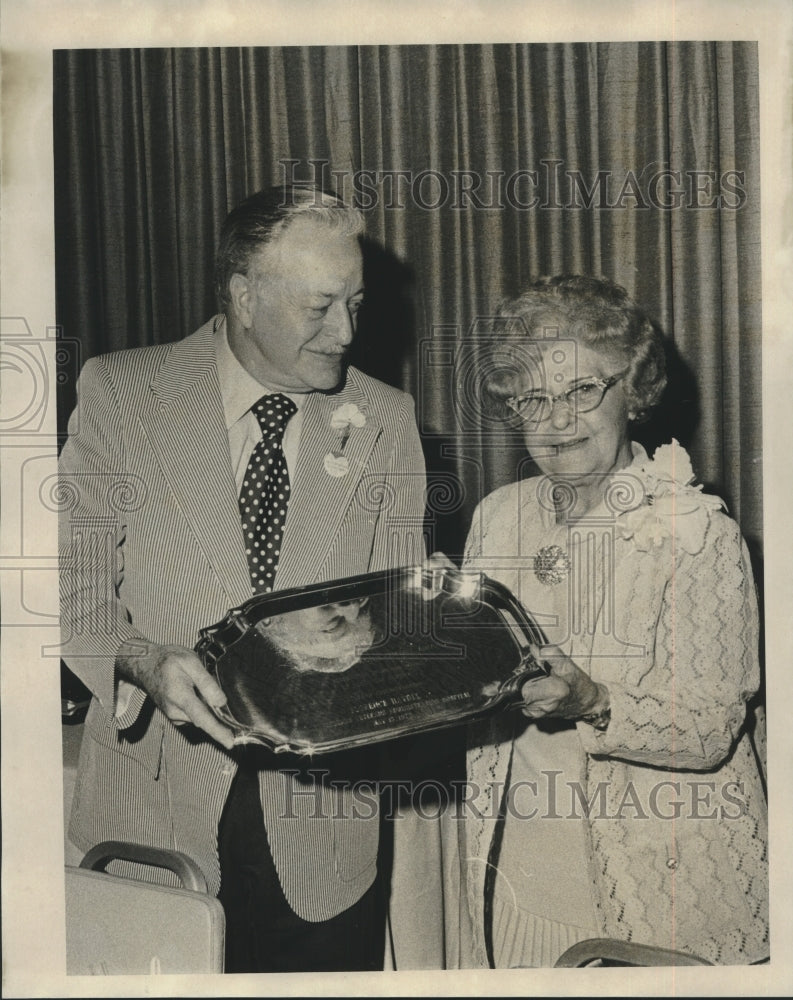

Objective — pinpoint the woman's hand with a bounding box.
[424,551,457,572]
[521,643,610,724]
[409,551,459,600]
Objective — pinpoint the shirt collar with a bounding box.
[213,315,308,430]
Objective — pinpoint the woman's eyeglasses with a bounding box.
[505,370,628,422]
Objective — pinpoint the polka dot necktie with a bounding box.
[239,393,298,594]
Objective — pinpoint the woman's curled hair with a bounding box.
[482,275,667,424]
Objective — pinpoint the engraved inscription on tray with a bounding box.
[210,574,535,751]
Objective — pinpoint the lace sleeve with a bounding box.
[578,512,761,770]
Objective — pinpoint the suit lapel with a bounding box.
[140,329,383,599]
[276,374,382,590]
[139,322,252,605]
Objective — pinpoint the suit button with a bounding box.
[221,765,233,777]
[666,858,678,871]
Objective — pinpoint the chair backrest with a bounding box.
[554,937,712,968]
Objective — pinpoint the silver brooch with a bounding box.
[534,544,571,586]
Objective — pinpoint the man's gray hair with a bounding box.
[214,185,365,309]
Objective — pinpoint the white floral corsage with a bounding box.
[616,439,725,554]
[324,403,366,478]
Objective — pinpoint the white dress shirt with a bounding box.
[213,316,307,487]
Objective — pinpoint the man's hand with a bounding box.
[117,640,237,750]
[520,643,609,723]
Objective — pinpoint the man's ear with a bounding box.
[229,272,254,328]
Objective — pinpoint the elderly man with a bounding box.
[59,186,427,972]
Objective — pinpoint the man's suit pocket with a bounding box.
[84,696,164,779]
[331,797,380,883]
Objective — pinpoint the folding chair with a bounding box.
[554,937,713,967]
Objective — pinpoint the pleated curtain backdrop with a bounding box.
[53,43,762,563]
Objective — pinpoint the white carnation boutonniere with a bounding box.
[616,439,725,554]
[324,403,366,478]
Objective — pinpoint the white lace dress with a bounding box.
[452,442,769,968]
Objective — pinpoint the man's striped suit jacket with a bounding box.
[59,318,427,920]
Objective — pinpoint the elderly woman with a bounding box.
[441,275,768,968]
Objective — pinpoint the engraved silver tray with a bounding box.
[196,565,548,754]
